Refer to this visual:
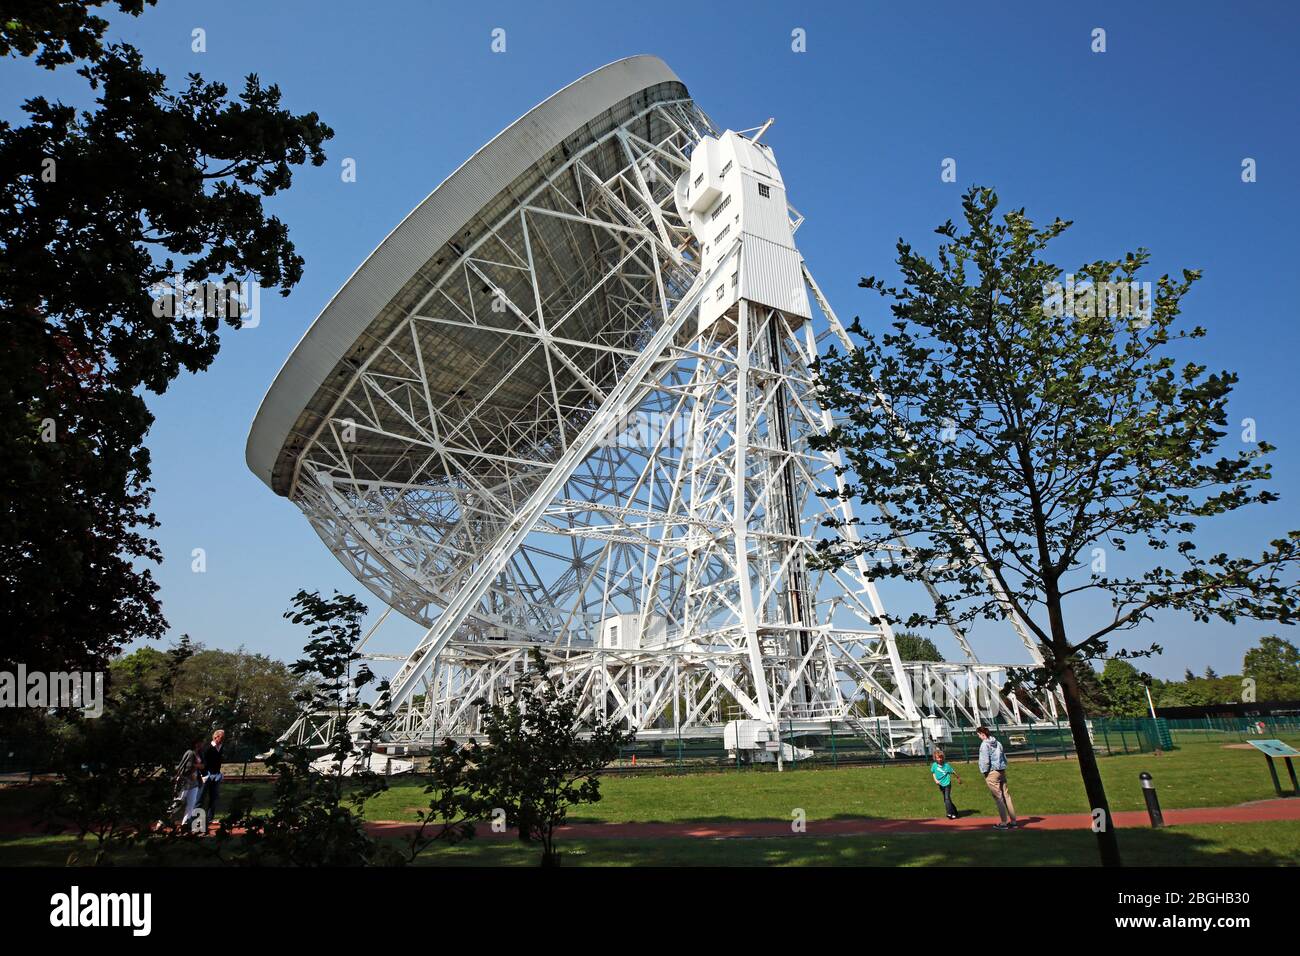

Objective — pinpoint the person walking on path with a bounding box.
[929,748,961,819]
[977,726,1018,829]
[171,737,206,830]
[197,729,226,828]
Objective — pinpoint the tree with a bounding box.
[222,590,395,866]
[161,590,477,867]
[876,631,941,701]
[463,649,633,866]
[893,631,943,662]
[1098,659,1148,718]
[399,738,480,863]
[1183,668,1195,682]
[0,7,331,674]
[43,640,195,865]
[111,642,311,751]
[1157,673,1242,708]
[1243,636,1300,699]
[811,186,1300,866]
[1070,657,1110,715]
[1204,666,1219,680]
[0,1,153,68]
[1156,680,1212,708]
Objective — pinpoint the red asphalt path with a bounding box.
[364,798,1300,841]
[4,798,1296,840]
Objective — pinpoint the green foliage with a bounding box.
[876,631,942,697]
[31,588,480,867]
[1243,636,1300,699]
[0,1,153,69]
[1097,659,1148,718]
[131,591,479,867]
[462,649,634,866]
[42,641,194,865]
[1156,676,1241,708]
[110,641,311,750]
[1151,636,1300,707]
[0,8,332,673]
[810,185,1300,866]
[893,631,943,662]
[1070,656,1110,714]
[219,590,398,866]
[812,186,1298,670]
[400,739,479,861]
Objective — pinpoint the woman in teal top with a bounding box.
[930,749,962,819]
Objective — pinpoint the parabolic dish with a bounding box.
[246,55,707,626]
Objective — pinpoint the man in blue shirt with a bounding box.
[977,726,1019,829]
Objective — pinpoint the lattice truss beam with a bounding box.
[280,97,1060,750]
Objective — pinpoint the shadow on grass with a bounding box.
[408,822,1300,867]
[4,819,1295,868]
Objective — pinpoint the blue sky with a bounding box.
[3,1,1297,678]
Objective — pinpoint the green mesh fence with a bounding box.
[603,715,1300,775]
[6,715,1299,779]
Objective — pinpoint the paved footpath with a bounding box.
[364,798,1300,842]
[5,798,1296,840]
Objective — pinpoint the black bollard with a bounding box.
[1139,772,1165,828]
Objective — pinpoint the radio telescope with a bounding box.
[248,56,1060,755]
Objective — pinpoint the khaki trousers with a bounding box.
[984,769,1017,823]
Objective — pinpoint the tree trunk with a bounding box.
[540,829,559,867]
[1057,662,1122,867]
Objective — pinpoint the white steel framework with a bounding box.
[252,58,1061,756]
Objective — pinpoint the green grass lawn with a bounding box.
[3,820,1296,867]
[3,736,1297,866]
[4,736,1294,827]
[353,736,1300,825]
[409,820,1300,867]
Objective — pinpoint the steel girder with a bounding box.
[276,95,1063,753]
